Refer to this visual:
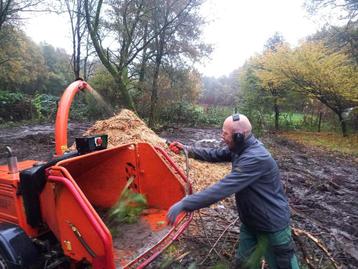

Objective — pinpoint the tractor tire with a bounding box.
[0,254,9,269]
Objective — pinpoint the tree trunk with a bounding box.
[75,0,81,79]
[338,113,348,137]
[113,72,136,112]
[149,34,164,128]
[138,23,148,87]
[317,111,322,132]
[148,66,159,128]
[84,0,136,112]
[66,0,81,79]
[274,99,279,131]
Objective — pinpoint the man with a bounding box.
[167,114,300,269]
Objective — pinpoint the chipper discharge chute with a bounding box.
[0,80,192,269]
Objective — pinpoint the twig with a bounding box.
[318,254,324,268]
[199,210,237,223]
[293,227,340,269]
[293,232,315,269]
[197,211,223,259]
[200,217,240,265]
[217,227,232,255]
[203,228,240,234]
[160,251,191,268]
[175,251,191,262]
[230,236,240,258]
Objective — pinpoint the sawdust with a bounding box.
[84,109,231,192]
[171,154,230,192]
[83,109,167,148]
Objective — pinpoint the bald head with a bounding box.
[221,114,252,148]
[225,114,252,137]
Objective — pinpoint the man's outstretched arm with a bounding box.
[169,141,232,162]
[187,146,232,162]
[167,157,262,224]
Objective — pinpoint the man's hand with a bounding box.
[169,141,184,154]
[167,200,185,225]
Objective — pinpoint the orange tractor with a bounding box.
[0,80,192,268]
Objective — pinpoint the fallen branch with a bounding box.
[195,211,223,259]
[174,251,191,262]
[200,217,240,265]
[293,227,340,269]
[293,231,315,269]
[158,251,191,268]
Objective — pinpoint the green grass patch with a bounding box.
[279,131,358,156]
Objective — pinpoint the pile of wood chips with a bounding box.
[84,109,231,192]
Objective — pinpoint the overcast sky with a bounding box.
[25,0,320,78]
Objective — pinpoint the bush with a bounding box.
[0,91,33,123]
[159,102,232,127]
[198,106,233,126]
[32,92,111,122]
[32,93,59,121]
[159,101,201,125]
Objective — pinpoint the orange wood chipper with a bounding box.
[0,80,192,269]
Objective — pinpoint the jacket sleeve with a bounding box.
[186,146,232,162]
[181,156,262,211]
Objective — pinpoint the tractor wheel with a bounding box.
[0,254,9,269]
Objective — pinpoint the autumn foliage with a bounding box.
[242,40,358,136]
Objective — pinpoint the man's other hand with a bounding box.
[167,200,185,225]
[169,141,184,154]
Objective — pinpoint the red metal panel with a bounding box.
[57,145,137,208]
[47,171,115,269]
[48,143,192,268]
[136,143,186,209]
[0,161,39,237]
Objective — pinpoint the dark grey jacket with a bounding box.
[182,134,290,232]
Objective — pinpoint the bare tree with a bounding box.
[148,0,209,127]
[84,0,206,111]
[0,0,43,31]
[62,0,88,79]
[305,0,358,23]
[305,0,358,63]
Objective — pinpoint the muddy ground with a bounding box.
[0,122,92,164]
[0,124,357,268]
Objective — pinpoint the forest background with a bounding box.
[0,0,357,141]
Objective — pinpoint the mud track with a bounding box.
[267,136,358,268]
[0,122,92,164]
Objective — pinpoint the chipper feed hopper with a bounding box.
[0,80,192,269]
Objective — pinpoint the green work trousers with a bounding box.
[235,224,300,269]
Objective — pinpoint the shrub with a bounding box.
[32,93,59,121]
[159,102,232,127]
[0,91,33,123]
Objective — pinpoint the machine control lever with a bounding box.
[6,146,18,174]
